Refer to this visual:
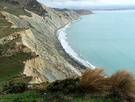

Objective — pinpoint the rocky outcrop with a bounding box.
[1,3,84,83]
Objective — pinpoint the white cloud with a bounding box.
[37,0,135,8]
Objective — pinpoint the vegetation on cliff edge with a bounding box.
[0,12,33,93]
[1,68,134,102]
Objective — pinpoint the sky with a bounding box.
[37,0,135,9]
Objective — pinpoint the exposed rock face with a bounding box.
[1,3,84,83]
[0,29,34,56]
[23,57,46,84]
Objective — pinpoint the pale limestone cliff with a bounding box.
[23,57,46,84]
[0,4,84,83]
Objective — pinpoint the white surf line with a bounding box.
[56,22,96,69]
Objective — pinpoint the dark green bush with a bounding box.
[47,78,81,94]
[3,80,28,94]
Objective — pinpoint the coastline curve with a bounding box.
[56,22,95,69]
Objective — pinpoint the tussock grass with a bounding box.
[79,68,108,93]
[107,70,135,101]
[80,68,135,101]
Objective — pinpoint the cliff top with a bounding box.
[0,0,47,16]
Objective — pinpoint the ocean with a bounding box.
[57,10,135,75]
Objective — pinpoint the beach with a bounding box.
[56,22,95,69]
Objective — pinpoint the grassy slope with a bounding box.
[0,0,46,17]
[0,52,32,90]
[0,12,24,39]
[0,90,113,102]
[3,8,31,17]
[0,0,31,17]
[0,11,32,93]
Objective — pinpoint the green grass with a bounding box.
[0,12,23,38]
[0,12,11,26]
[3,8,31,17]
[0,28,23,39]
[0,37,20,57]
[0,52,32,81]
[0,11,31,93]
[0,19,11,26]
[73,94,113,102]
[0,0,31,17]
[0,19,8,23]
[0,90,46,102]
[0,52,32,92]
[0,90,116,102]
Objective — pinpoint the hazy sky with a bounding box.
[37,0,135,8]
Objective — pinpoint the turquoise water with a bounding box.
[66,10,135,75]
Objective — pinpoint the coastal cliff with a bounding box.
[73,10,93,15]
[0,0,84,83]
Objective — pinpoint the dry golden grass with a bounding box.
[79,68,135,101]
[107,70,135,101]
[79,68,108,93]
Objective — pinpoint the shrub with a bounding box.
[3,80,28,94]
[47,78,80,94]
[79,68,108,93]
[34,82,47,90]
[106,70,135,102]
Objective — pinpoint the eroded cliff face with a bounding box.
[1,4,84,83]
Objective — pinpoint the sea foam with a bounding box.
[56,23,95,69]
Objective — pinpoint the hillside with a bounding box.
[0,0,47,16]
[0,0,85,85]
[73,10,94,15]
[53,8,94,15]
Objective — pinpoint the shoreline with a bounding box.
[56,20,95,69]
[54,23,86,70]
